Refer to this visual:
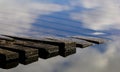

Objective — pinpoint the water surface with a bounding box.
[0,0,120,72]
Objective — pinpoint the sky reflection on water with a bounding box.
[0,0,120,72]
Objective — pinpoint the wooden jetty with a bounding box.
[2,35,76,57]
[0,35,106,69]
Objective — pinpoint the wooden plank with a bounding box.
[2,35,76,57]
[15,40,59,59]
[0,48,18,61]
[21,54,39,65]
[0,43,39,65]
[71,36,106,44]
[45,37,93,48]
[0,39,14,46]
[0,48,19,69]
[69,38,93,48]
[40,38,76,57]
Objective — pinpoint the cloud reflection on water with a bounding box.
[0,0,120,72]
[0,0,69,36]
[70,0,120,31]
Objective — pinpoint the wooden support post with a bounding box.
[0,48,19,69]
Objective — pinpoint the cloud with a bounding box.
[70,0,120,31]
[0,0,69,36]
[92,32,105,35]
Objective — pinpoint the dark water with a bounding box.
[0,0,120,72]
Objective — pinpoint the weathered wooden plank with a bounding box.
[69,38,93,48]
[0,48,19,69]
[0,48,18,61]
[71,36,106,44]
[15,40,59,59]
[21,54,39,65]
[40,38,76,57]
[2,35,76,57]
[0,43,39,65]
[45,37,93,48]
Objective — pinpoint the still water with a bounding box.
[0,0,120,72]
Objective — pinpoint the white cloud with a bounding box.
[70,0,101,8]
[70,0,120,31]
[0,0,69,36]
[92,32,105,35]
